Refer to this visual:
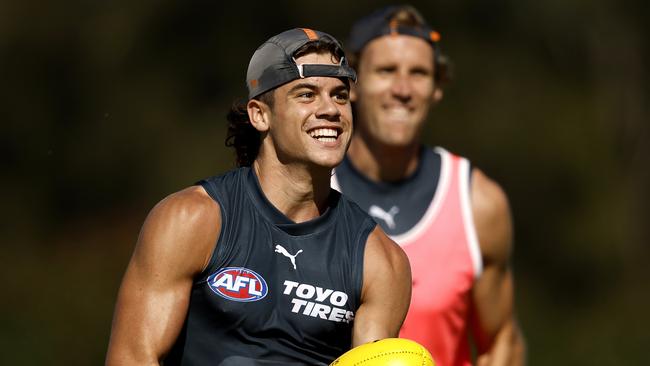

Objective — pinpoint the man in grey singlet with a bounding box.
[105,28,411,365]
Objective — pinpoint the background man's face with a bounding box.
[354,35,436,148]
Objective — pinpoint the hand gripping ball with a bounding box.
[330,338,435,366]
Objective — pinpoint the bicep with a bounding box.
[352,227,411,347]
[106,188,221,365]
[470,168,516,349]
[106,251,194,365]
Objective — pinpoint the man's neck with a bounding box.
[252,159,332,223]
[347,135,421,183]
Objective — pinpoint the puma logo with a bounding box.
[274,245,303,270]
[369,205,400,229]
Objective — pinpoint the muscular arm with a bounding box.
[105,186,221,366]
[470,169,526,366]
[352,226,412,347]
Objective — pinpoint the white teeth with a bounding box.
[386,107,409,118]
[315,137,336,142]
[309,128,338,138]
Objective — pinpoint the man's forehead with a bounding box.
[362,35,434,62]
[294,51,339,66]
[367,34,433,53]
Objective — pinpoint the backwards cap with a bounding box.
[347,5,441,56]
[246,28,357,100]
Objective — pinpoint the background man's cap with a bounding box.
[246,28,357,100]
[347,5,441,54]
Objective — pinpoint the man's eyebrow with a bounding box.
[287,82,318,94]
[331,84,350,93]
[288,81,350,94]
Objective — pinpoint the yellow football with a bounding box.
[330,338,435,366]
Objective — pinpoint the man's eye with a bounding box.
[377,67,395,74]
[412,69,432,76]
[334,92,350,102]
[298,92,314,99]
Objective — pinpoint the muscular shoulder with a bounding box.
[470,168,513,266]
[135,185,221,275]
[151,185,220,226]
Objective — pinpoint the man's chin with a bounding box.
[311,154,346,170]
[377,131,419,147]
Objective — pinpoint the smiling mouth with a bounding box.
[308,127,340,143]
[385,106,411,119]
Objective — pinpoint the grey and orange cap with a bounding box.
[347,5,441,56]
[246,28,357,100]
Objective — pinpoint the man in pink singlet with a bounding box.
[332,5,526,366]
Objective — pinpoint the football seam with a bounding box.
[351,350,425,365]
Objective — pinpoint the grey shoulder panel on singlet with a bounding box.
[335,147,441,236]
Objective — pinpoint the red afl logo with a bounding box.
[207,267,268,302]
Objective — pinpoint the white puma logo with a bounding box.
[368,205,400,229]
[274,245,303,270]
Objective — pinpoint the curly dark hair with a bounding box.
[224,92,273,167]
[225,38,346,167]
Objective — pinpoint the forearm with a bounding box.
[476,320,526,366]
[351,302,404,347]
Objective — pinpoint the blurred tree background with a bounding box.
[1,0,648,364]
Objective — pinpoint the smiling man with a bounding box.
[332,6,526,366]
[105,28,411,366]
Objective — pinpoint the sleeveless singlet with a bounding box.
[166,167,376,366]
[332,147,482,366]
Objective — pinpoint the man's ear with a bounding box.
[247,99,271,132]
[432,87,444,104]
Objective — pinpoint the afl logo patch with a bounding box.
[207,267,268,302]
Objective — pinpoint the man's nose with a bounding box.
[391,74,412,101]
[315,95,341,120]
